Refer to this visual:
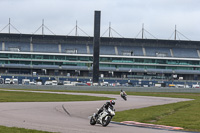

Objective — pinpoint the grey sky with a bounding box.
[0,0,200,41]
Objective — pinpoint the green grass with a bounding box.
[0,126,52,133]
[0,90,112,102]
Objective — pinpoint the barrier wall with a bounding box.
[1,84,200,93]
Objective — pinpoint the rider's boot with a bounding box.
[95,113,98,119]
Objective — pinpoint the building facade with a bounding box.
[1,33,200,80]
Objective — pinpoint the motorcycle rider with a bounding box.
[95,100,115,121]
[120,89,127,97]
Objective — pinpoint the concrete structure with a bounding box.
[92,11,101,84]
[1,33,200,80]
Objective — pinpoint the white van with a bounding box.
[5,78,11,84]
[52,80,58,85]
[12,78,18,84]
[45,81,52,85]
[176,84,184,88]
[63,81,73,86]
[29,82,36,85]
[36,81,42,85]
[22,79,30,85]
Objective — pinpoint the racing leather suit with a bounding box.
[96,102,113,116]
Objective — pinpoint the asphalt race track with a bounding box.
[0,90,193,133]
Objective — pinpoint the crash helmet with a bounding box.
[110,100,115,105]
[121,89,123,92]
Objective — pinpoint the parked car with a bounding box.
[29,82,36,85]
[36,81,42,85]
[176,84,184,88]
[5,78,11,84]
[75,83,88,86]
[0,78,4,84]
[169,84,175,87]
[45,81,52,85]
[52,80,58,85]
[192,84,200,88]
[22,79,30,85]
[184,85,190,88]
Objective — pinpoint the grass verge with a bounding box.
[0,126,53,133]
[0,90,112,102]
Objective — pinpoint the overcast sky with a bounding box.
[0,0,200,41]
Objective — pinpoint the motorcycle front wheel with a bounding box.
[102,116,111,127]
[124,96,127,101]
[90,116,96,125]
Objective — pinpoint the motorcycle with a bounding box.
[121,94,127,101]
[90,107,115,127]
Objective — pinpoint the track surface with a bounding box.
[0,90,193,133]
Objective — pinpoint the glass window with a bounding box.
[0,54,8,58]
[100,57,110,62]
[32,61,42,65]
[121,65,132,68]
[0,61,5,64]
[21,54,31,59]
[156,59,166,64]
[19,61,31,65]
[156,66,165,69]
[43,55,50,59]
[79,57,89,61]
[146,66,155,69]
[10,61,19,64]
[43,62,54,65]
[66,56,77,61]
[122,58,134,63]
[55,55,65,60]
[32,55,43,59]
[135,59,144,63]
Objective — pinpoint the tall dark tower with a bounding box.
[92,11,101,84]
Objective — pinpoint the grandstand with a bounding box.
[0,33,200,82]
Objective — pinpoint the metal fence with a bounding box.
[1,84,200,93]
